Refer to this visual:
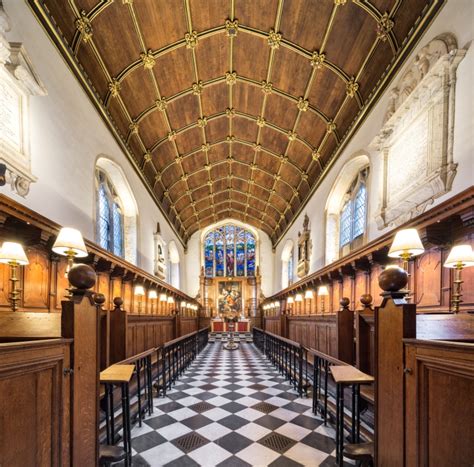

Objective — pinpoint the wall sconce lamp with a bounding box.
[273,301,280,315]
[287,296,294,314]
[149,289,158,313]
[305,289,314,314]
[295,293,303,315]
[134,285,145,313]
[52,227,88,273]
[318,285,329,313]
[388,228,425,271]
[167,296,175,314]
[443,244,474,313]
[159,293,168,315]
[52,227,88,297]
[0,242,29,312]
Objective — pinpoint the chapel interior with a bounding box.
[0,0,473,466]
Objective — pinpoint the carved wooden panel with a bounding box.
[0,339,71,467]
[0,263,10,307]
[414,249,441,308]
[404,341,474,466]
[354,272,366,310]
[22,250,50,310]
[55,259,69,310]
[97,273,110,309]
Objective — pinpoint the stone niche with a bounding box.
[0,5,46,197]
[372,33,467,229]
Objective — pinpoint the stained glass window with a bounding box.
[203,224,257,277]
[215,229,224,276]
[236,228,245,276]
[204,232,214,276]
[96,170,124,258]
[339,168,368,252]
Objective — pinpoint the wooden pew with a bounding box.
[0,264,102,466]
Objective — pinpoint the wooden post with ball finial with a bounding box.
[375,266,416,466]
[61,263,100,467]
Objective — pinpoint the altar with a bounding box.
[211,318,250,333]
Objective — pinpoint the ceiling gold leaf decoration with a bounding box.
[27,0,444,245]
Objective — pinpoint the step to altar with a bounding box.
[208,331,253,343]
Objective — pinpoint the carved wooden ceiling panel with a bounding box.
[28,0,444,245]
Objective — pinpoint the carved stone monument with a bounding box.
[372,33,467,228]
[297,214,311,278]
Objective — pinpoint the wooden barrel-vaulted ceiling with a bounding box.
[28,0,443,245]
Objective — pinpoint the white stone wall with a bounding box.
[1,0,186,284]
[273,0,474,293]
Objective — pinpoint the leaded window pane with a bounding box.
[340,201,352,247]
[112,202,124,257]
[98,183,111,251]
[353,184,366,239]
[204,233,214,277]
[202,225,256,278]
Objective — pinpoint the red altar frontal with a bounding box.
[211,319,250,333]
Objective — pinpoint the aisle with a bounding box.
[127,343,342,466]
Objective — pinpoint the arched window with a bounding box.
[95,157,138,264]
[96,169,124,257]
[325,154,370,265]
[339,168,368,256]
[281,239,294,289]
[203,224,257,277]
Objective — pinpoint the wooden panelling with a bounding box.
[0,195,198,316]
[404,340,474,466]
[126,315,175,357]
[266,188,474,316]
[288,316,337,357]
[22,250,50,310]
[0,339,71,466]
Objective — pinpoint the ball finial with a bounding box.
[94,293,106,306]
[113,297,124,308]
[68,263,96,290]
[360,294,373,308]
[378,266,408,292]
[340,297,350,308]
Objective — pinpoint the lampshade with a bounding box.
[318,285,329,296]
[148,290,158,300]
[167,296,174,304]
[159,293,168,302]
[388,228,424,258]
[0,242,29,265]
[295,293,303,302]
[134,285,145,296]
[305,289,314,299]
[444,245,474,268]
[181,301,187,308]
[273,301,280,308]
[287,296,294,304]
[52,227,88,257]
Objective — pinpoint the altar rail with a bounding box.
[265,187,474,314]
[0,195,199,314]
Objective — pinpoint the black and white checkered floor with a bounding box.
[127,343,344,466]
